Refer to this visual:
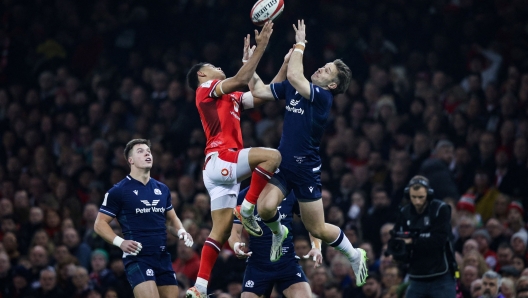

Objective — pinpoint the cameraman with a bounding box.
[388,175,456,298]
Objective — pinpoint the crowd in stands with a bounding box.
[1,0,528,297]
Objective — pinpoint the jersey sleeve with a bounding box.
[99,186,122,218]
[270,80,291,101]
[198,79,222,98]
[164,185,173,211]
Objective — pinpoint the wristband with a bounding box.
[296,42,306,47]
[113,236,124,247]
[177,228,186,237]
[294,48,304,54]
[242,59,248,63]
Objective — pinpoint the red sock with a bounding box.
[245,166,274,204]
[197,237,222,281]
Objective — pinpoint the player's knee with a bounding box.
[307,226,325,239]
[257,200,276,221]
[269,149,281,168]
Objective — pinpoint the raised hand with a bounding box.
[255,21,274,46]
[293,19,306,44]
[243,34,256,62]
[284,46,294,63]
[120,240,142,255]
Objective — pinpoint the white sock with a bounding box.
[241,200,255,217]
[195,277,208,293]
[329,230,359,262]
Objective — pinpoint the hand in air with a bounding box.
[120,240,142,255]
[293,19,307,44]
[255,21,274,46]
[243,34,256,62]
[284,46,294,63]
[303,248,323,268]
[234,242,253,259]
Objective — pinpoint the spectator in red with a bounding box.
[473,229,498,269]
[173,242,201,283]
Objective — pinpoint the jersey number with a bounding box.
[102,193,109,206]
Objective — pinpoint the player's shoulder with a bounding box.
[312,84,333,98]
[199,79,220,89]
[150,178,170,192]
[109,176,131,192]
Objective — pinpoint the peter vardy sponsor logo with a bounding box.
[290,99,300,106]
[286,105,304,115]
[136,206,166,213]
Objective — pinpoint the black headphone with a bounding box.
[404,177,434,199]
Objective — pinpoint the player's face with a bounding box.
[311,62,338,90]
[201,64,226,80]
[129,144,153,170]
[409,187,428,214]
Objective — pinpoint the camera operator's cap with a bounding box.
[499,265,521,278]
[508,201,525,216]
[472,229,491,243]
[511,230,528,247]
[457,194,476,214]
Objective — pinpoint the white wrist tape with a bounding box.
[294,48,304,54]
[113,236,124,247]
[177,228,186,237]
[242,59,248,63]
[296,42,306,47]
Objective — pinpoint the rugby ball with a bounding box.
[250,0,284,26]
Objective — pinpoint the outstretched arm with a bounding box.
[214,22,274,96]
[287,19,311,99]
[250,47,294,103]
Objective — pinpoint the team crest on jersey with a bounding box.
[154,188,162,195]
[245,280,254,288]
[146,269,154,276]
[221,168,229,176]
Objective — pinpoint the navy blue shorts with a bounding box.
[242,263,308,296]
[123,251,178,289]
[270,164,322,202]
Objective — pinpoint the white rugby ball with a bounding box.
[250,0,285,26]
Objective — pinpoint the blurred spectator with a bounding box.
[62,228,92,269]
[172,242,200,283]
[34,267,68,298]
[89,249,116,293]
[419,140,459,200]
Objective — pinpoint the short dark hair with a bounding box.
[409,175,430,191]
[187,63,207,90]
[332,59,352,95]
[123,139,151,163]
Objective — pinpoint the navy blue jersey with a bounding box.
[99,175,173,254]
[234,187,300,270]
[270,80,333,167]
